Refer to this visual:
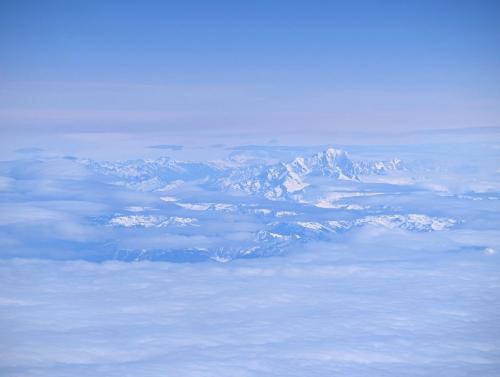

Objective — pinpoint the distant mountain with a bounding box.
[105,213,456,262]
[82,147,405,198]
[214,148,404,199]
[304,148,357,178]
[82,157,222,190]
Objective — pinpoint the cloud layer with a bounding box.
[0,241,499,376]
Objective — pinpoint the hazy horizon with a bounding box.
[1,0,499,142]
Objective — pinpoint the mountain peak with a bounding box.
[308,148,356,179]
[324,147,345,156]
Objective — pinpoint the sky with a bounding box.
[1,0,500,142]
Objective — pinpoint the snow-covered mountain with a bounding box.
[2,143,480,264]
[108,215,199,228]
[83,147,405,197]
[82,157,222,191]
[304,148,357,178]
[70,146,458,262]
[103,213,456,262]
[214,148,404,199]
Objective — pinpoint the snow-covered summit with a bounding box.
[306,148,357,178]
[81,147,405,198]
[215,147,404,199]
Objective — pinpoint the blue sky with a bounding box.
[1,0,499,139]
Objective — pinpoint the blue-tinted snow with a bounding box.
[0,138,499,376]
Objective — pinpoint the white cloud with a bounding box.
[0,241,499,376]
